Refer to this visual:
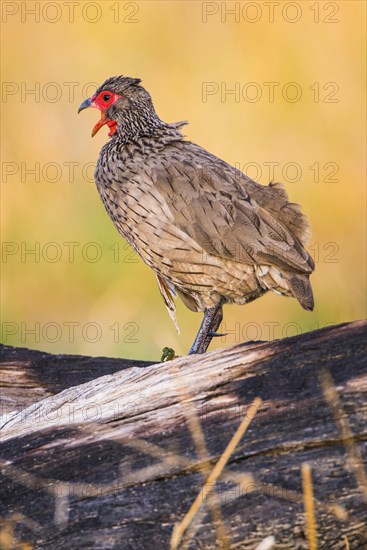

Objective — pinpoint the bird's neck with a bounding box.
[114,109,183,146]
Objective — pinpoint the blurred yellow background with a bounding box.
[1,1,366,360]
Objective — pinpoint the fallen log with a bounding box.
[0,320,366,549]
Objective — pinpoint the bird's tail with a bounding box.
[286,274,314,311]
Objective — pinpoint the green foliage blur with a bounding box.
[1,1,366,360]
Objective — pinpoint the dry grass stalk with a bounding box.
[319,369,367,501]
[302,463,317,550]
[170,397,262,549]
[172,376,230,549]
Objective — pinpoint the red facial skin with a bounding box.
[90,91,121,137]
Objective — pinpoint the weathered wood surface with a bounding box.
[0,320,366,549]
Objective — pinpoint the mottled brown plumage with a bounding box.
[79,76,314,354]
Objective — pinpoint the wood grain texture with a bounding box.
[0,320,366,549]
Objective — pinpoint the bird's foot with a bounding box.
[189,299,225,354]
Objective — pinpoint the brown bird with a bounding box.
[79,76,314,354]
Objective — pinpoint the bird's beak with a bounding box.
[78,97,92,113]
[78,96,116,137]
[91,111,109,137]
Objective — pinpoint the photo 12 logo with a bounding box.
[1,321,140,345]
[1,2,140,24]
[2,161,96,184]
[233,161,339,185]
[2,240,139,265]
[202,81,340,104]
[201,2,340,24]
[1,81,100,104]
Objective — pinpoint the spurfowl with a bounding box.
[79,76,314,354]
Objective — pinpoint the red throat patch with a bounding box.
[106,120,117,136]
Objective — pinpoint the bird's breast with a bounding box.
[94,148,175,265]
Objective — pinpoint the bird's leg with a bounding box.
[189,299,224,354]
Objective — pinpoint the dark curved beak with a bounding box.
[78,97,92,113]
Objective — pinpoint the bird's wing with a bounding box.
[152,141,314,276]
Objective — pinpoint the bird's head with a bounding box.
[78,75,160,140]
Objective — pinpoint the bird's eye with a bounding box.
[103,94,111,102]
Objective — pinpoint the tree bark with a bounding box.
[0,320,366,549]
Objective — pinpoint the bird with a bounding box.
[78,75,314,355]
